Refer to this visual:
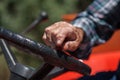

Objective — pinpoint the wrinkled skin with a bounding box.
[42,21,84,53]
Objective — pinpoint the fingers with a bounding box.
[42,24,67,49]
[52,34,65,45]
[43,32,66,49]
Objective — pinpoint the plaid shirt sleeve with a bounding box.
[71,0,120,59]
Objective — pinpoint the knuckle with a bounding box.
[45,28,50,32]
[56,34,63,39]
[52,32,57,36]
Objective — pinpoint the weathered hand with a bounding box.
[42,21,84,52]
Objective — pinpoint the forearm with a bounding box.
[71,0,120,59]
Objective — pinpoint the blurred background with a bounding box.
[0,0,120,80]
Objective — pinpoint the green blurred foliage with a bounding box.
[0,0,92,80]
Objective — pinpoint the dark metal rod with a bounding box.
[29,63,54,80]
[22,11,48,34]
[0,39,17,69]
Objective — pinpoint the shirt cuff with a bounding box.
[70,14,100,59]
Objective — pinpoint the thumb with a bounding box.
[63,28,83,52]
[63,41,80,52]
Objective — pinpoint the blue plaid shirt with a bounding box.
[71,0,120,59]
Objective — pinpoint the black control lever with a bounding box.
[22,11,48,34]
